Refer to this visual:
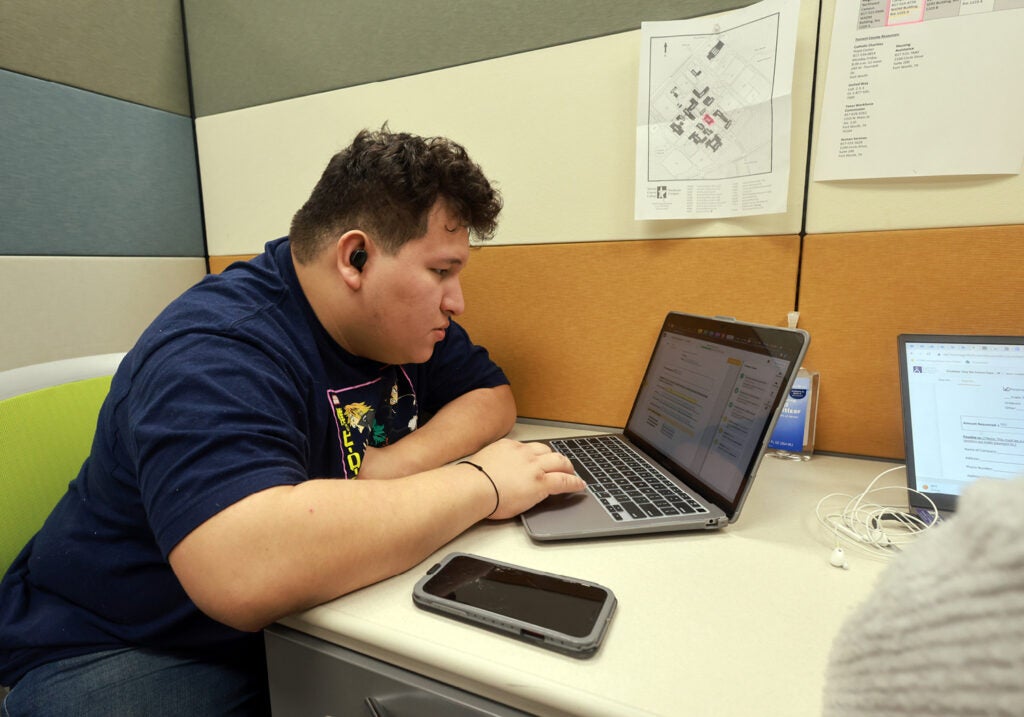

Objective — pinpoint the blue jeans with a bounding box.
[1,646,270,717]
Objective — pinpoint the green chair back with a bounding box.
[0,375,113,574]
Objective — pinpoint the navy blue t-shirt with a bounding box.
[0,238,508,685]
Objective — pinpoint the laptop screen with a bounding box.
[624,313,807,514]
[898,334,1024,513]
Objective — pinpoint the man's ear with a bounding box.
[335,230,370,287]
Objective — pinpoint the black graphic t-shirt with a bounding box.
[0,237,508,686]
[328,364,419,477]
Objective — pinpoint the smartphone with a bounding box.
[412,552,616,658]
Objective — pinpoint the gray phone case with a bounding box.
[412,552,616,658]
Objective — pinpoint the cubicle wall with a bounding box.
[799,225,1024,458]
[799,1,1024,457]
[4,1,1022,458]
[189,0,818,436]
[0,1,207,371]
[193,0,1023,458]
[455,236,801,428]
[189,0,812,253]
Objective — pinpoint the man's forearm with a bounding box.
[169,436,579,633]
[359,384,516,480]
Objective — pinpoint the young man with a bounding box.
[0,128,584,716]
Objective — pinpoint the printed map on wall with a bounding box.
[636,0,800,220]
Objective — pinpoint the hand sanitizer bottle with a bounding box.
[768,312,819,461]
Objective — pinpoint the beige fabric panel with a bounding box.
[457,236,801,427]
[799,226,1024,459]
[196,1,822,256]
[0,256,206,372]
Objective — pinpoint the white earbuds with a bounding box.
[829,547,849,570]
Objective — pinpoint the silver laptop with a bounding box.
[522,312,809,541]
[898,333,1024,522]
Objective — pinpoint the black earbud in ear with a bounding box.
[350,248,368,272]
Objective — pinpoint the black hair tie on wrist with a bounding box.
[458,461,500,517]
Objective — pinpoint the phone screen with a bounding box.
[419,554,609,637]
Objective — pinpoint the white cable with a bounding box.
[815,465,940,561]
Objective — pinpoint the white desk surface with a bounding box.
[279,420,906,717]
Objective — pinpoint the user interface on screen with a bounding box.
[900,336,1024,507]
[625,318,795,505]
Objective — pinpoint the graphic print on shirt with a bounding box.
[328,367,418,478]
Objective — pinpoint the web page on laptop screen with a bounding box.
[628,330,790,501]
[905,341,1024,496]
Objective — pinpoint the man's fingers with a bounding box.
[548,471,586,494]
[542,451,574,473]
[516,441,576,475]
[523,440,555,456]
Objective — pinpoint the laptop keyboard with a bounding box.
[550,435,708,522]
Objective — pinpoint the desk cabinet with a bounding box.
[265,625,534,717]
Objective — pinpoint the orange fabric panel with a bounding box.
[208,255,256,274]
[799,225,1024,459]
[208,236,802,432]
[458,236,801,427]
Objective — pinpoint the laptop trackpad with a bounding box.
[529,490,591,515]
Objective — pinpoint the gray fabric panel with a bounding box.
[184,0,757,117]
[0,70,204,258]
[0,0,190,116]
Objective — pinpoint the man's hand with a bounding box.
[458,439,585,520]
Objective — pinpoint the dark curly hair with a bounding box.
[289,126,503,263]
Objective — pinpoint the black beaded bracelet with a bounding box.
[458,461,500,517]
